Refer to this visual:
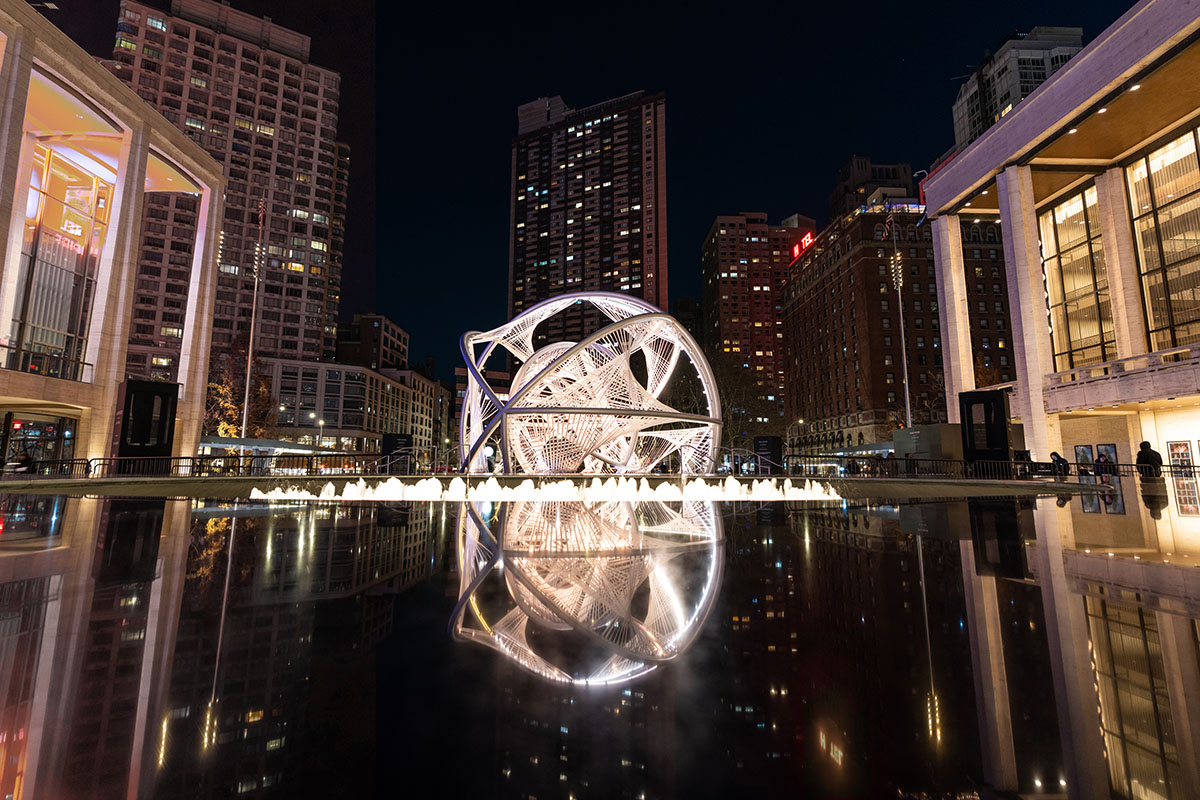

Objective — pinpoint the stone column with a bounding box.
[997,165,1057,460]
[1093,167,1148,358]
[933,214,975,423]
[1031,504,1110,798]
[82,122,149,459]
[0,25,32,339]
[175,179,223,458]
[959,540,1017,790]
[1156,608,1200,794]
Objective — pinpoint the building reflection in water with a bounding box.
[451,500,724,685]
[0,481,1198,798]
[0,495,445,798]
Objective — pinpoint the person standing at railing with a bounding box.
[1049,452,1071,480]
[1136,441,1163,478]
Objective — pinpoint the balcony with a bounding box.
[1045,345,1200,413]
[1,342,93,383]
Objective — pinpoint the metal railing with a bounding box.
[1,453,1194,483]
[1,342,93,383]
[1048,344,1200,386]
[784,454,1198,481]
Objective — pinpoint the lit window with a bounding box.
[146,16,167,31]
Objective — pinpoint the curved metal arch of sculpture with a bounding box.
[458,292,722,476]
[450,499,724,685]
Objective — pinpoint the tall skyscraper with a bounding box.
[951,26,1083,152]
[509,91,667,348]
[701,212,814,436]
[107,0,345,380]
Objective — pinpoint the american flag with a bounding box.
[881,206,894,240]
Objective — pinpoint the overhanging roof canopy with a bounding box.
[925,0,1200,217]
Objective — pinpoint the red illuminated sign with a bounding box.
[792,232,814,260]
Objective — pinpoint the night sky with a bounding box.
[46,0,1132,380]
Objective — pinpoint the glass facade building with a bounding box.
[1126,123,1200,350]
[5,142,112,381]
[1038,185,1115,370]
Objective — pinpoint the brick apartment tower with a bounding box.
[509,92,667,348]
[782,207,1012,454]
[701,212,814,435]
[107,0,345,380]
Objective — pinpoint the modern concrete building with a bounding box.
[701,212,814,436]
[951,26,1083,152]
[265,357,406,453]
[106,0,344,375]
[783,201,1012,454]
[509,91,668,348]
[336,311,409,370]
[926,0,1200,495]
[263,356,447,459]
[0,0,224,463]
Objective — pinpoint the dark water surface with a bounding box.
[0,475,1196,799]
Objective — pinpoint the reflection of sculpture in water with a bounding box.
[450,500,723,684]
[458,292,721,475]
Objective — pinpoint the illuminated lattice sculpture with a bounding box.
[451,499,723,684]
[459,292,721,475]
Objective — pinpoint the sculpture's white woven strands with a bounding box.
[458,292,721,477]
[450,499,723,685]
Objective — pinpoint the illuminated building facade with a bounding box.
[782,203,1011,453]
[701,212,814,436]
[508,92,668,348]
[925,0,1200,487]
[951,26,1083,152]
[0,0,224,462]
[107,0,345,378]
[265,357,405,452]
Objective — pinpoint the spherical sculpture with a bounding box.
[451,499,724,685]
[459,292,721,475]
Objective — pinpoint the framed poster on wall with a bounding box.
[1074,445,1094,468]
[1095,443,1125,513]
[1168,441,1199,516]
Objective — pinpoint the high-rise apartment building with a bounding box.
[782,203,1011,454]
[701,212,814,436]
[509,91,667,348]
[951,26,1083,151]
[107,0,345,380]
[336,312,409,370]
[828,156,913,219]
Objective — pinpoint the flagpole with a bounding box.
[890,207,913,429]
[239,198,265,456]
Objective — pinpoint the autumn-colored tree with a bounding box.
[973,352,1003,389]
[204,333,278,439]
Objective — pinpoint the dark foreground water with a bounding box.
[0,474,1196,799]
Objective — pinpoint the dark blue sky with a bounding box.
[47,1,1132,381]
[381,0,1131,379]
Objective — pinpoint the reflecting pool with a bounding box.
[0,475,1196,798]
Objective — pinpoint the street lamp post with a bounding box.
[890,220,914,429]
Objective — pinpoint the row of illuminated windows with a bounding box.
[1126,123,1200,350]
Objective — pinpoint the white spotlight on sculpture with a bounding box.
[458,292,721,475]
